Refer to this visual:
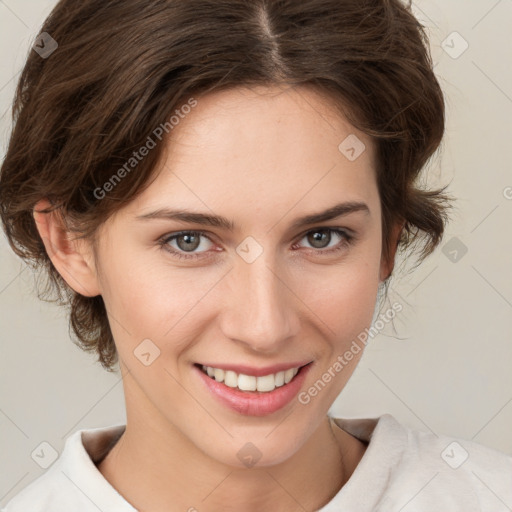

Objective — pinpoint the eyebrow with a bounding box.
[135,201,370,231]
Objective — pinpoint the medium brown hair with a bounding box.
[0,0,452,372]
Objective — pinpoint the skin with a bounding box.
[33,84,402,512]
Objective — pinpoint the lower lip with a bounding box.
[194,363,312,416]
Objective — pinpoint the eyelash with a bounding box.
[157,227,355,261]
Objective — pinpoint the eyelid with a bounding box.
[294,225,354,240]
[293,227,354,251]
[159,230,217,251]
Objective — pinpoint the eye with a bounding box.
[293,228,354,255]
[158,231,216,260]
[158,227,355,261]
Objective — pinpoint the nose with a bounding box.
[219,250,300,353]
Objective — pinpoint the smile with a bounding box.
[200,364,300,393]
[194,362,313,416]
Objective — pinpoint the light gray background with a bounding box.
[1,0,511,505]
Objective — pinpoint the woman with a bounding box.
[1,0,511,510]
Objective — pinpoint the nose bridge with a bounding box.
[220,248,298,351]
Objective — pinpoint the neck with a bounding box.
[97,412,366,512]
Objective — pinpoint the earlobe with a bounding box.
[33,199,101,297]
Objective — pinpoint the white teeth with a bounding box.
[284,368,295,384]
[200,365,302,393]
[238,374,257,391]
[223,370,238,388]
[256,374,275,392]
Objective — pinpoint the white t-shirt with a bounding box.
[2,414,511,511]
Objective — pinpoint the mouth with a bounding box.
[193,361,314,416]
[195,363,309,393]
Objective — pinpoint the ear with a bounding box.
[33,198,101,297]
[379,220,405,282]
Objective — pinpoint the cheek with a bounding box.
[99,250,222,346]
[299,249,381,344]
[296,259,380,406]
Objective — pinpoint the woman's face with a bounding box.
[85,85,393,466]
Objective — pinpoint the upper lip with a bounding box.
[196,361,312,377]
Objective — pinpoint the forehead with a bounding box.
[124,84,378,228]
[166,84,374,169]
